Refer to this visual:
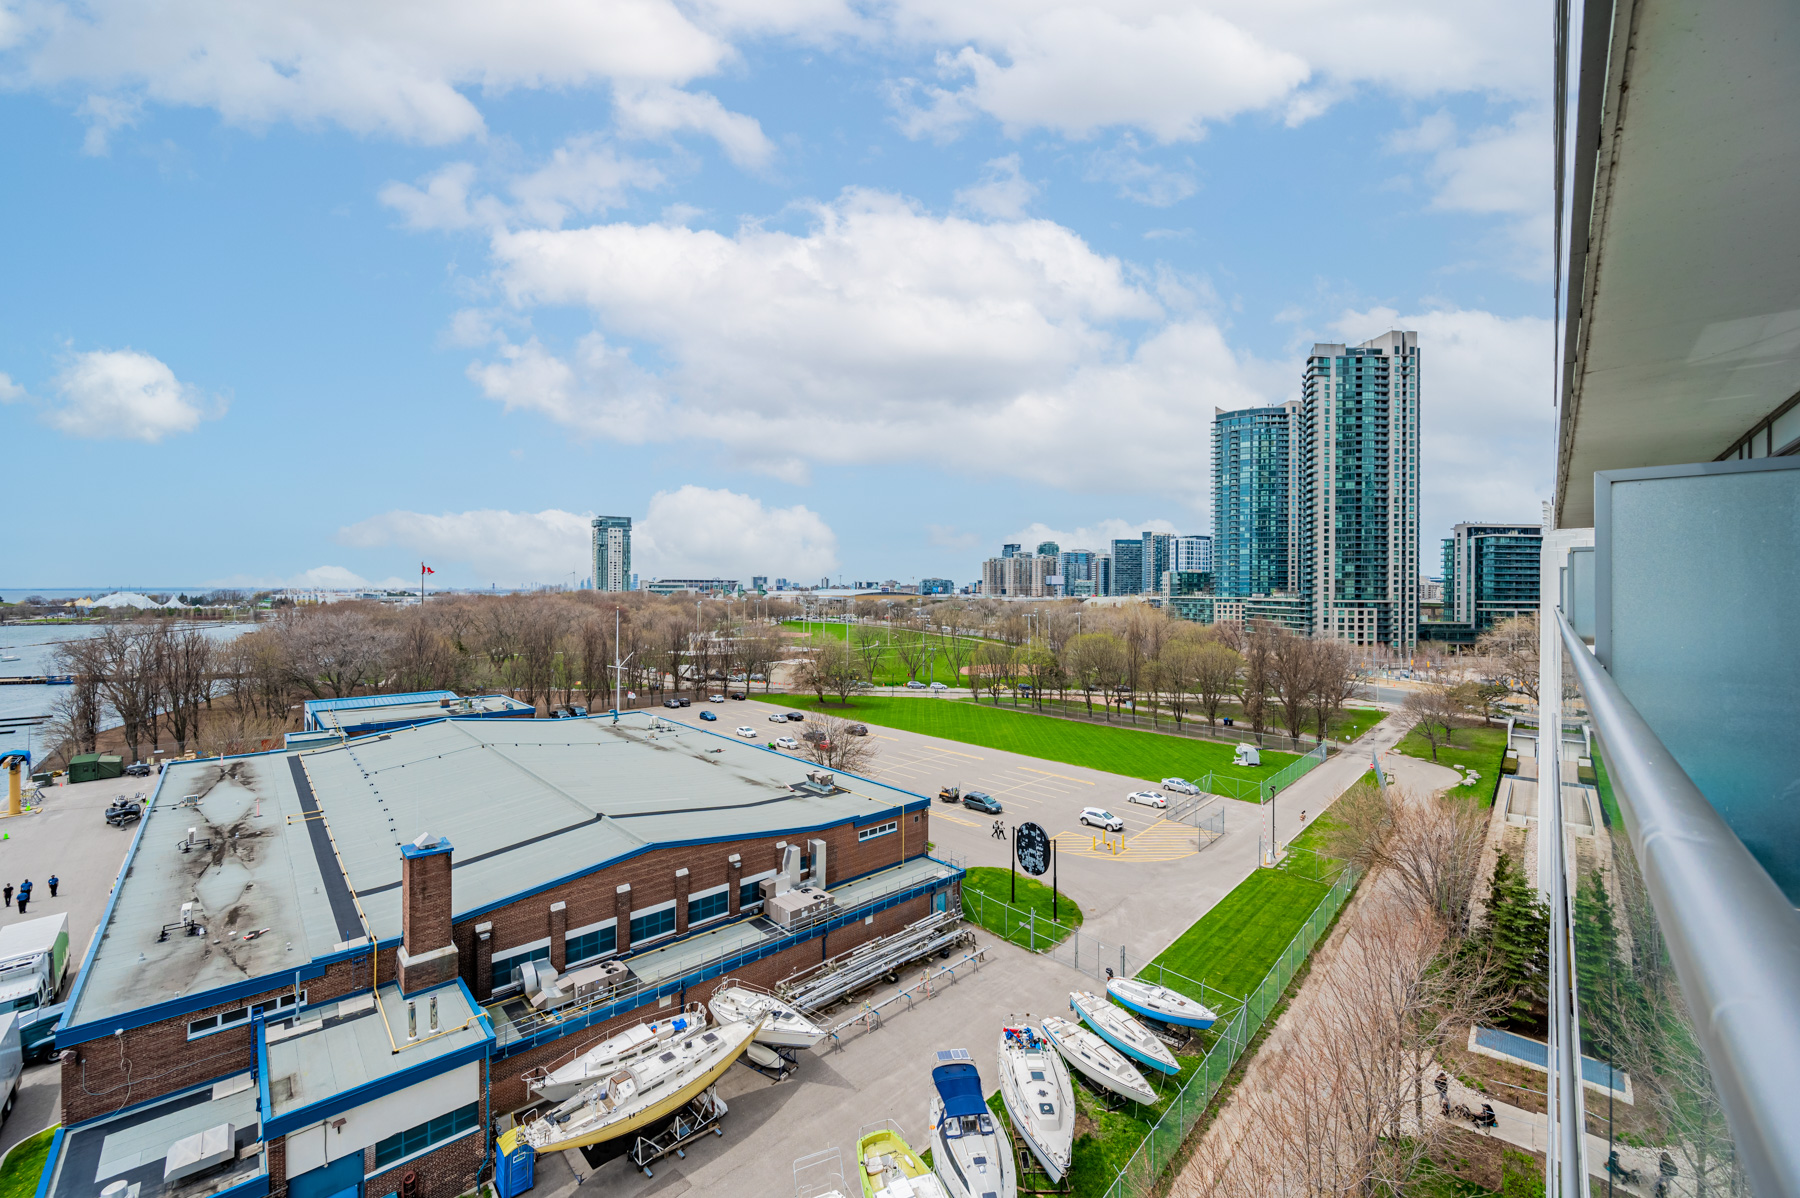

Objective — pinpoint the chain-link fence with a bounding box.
[1098,863,1360,1198]
[1194,741,1328,806]
[960,887,1080,953]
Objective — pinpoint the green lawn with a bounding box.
[1026,695,1385,742]
[778,621,995,687]
[0,1126,57,1198]
[1146,869,1330,1002]
[1393,723,1510,804]
[961,866,1083,948]
[753,694,1296,790]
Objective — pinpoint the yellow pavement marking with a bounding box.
[933,811,984,827]
[1046,819,1198,862]
[1019,767,1095,786]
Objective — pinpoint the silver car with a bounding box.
[1160,777,1201,796]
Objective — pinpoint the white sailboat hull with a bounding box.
[528,1006,709,1102]
[1041,1017,1156,1105]
[929,1098,1015,1198]
[995,1027,1073,1183]
[1070,991,1179,1076]
[711,984,827,1049]
[1106,978,1217,1030]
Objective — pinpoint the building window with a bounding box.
[630,906,677,943]
[188,991,304,1039]
[565,925,617,965]
[491,944,551,990]
[688,890,730,924]
[858,820,898,843]
[372,1102,480,1170]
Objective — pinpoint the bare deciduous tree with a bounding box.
[798,713,881,775]
[1190,639,1242,727]
[1403,684,1468,762]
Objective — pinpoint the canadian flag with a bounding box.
[421,563,435,575]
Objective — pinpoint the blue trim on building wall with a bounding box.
[262,1034,492,1139]
[60,959,338,1049]
[211,1170,272,1198]
[491,861,961,1060]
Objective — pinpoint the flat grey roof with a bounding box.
[312,694,531,734]
[64,714,927,1038]
[264,981,488,1122]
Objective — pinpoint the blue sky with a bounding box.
[1,0,1552,591]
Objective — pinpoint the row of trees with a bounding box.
[45,592,812,765]
[801,607,1365,744]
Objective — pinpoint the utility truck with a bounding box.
[0,913,70,1014]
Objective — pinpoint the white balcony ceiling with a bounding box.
[1557,0,1800,527]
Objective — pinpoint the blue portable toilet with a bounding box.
[495,1136,535,1198]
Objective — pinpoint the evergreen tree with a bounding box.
[1480,853,1551,1022]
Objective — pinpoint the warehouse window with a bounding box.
[372,1102,479,1170]
[491,944,551,990]
[858,820,897,843]
[564,924,617,966]
[630,906,677,943]
[188,991,303,1039]
[740,879,763,909]
[688,890,729,924]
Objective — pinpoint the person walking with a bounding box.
[2,883,11,908]
[1434,1071,1450,1114]
[15,880,29,915]
[47,875,57,898]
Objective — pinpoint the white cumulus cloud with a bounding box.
[953,154,1038,219]
[611,85,775,170]
[380,141,668,232]
[337,488,838,584]
[1388,107,1551,274]
[472,190,1275,494]
[47,349,219,442]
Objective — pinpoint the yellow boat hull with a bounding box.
[500,1021,759,1157]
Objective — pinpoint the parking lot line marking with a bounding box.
[934,812,983,827]
[1019,768,1094,786]
[928,747,987,760]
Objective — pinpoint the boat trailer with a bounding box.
[628,1086,730,1178]
[777,909,972,1014]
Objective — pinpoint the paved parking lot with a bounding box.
[0,773,146,1157]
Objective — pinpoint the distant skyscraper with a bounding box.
[1301,331,1420,650]
[1109,539,1144,595]
[591,516,632,593]
[1096,554,1113,597]
[1442,523,1541,629]
[1212,402,1301,598]
[1036,540,1060,556]
[1175,535,1213,574]
[1141,532,1174,594]
[751,575,768,592]
[1002,543,1021,558]
[921,578,954,595]
[1058,550,1095,590]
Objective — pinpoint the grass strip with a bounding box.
[1146,869,1331,1003]
[752,694,1295,789]
[961,866,1083,949]
[0,1126,57,1198]
[1393,723,1511,806]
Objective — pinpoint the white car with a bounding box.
[1079,807,1125,832]
[708,694,726,703]
[775,736,801,750]
[1126,790,1167,809]
[929,681,949,691]
[768,713,790,723]
[1160,778,1200,796]
[735,726,758,739]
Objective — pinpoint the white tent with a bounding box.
[90,591,180,609]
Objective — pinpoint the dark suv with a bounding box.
[785,712,806,722]
[845,723,869,736]
[961,792,1002,815]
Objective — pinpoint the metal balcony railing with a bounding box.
[1554,607,1800,1198]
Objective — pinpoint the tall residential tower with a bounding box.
[1300,331,1420,651]
[1211,402,1301,598]
[591,515,632,593]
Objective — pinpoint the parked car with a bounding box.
[709,694,725,703]
[1079,806,1125,832]
[768,713,790,723]
[775,736,800,750]
[929,682,949,691]
[729,692,747,700]
[785,712,806,722]
[699,710,718,722]
[749,673,766,681]
[677,697,692,708]
[905,680,927,689]
[845,723,869,736]
[1126,790,1168,809]
[663,698,682,709]
[549,708,569,719]
[570,706,588,717]
[962,792,1002,815]
[735,726,758,739]
[802,729,827,744]
[104,799,142,828]
[124,761,152,778]
[1160,778,1200,796]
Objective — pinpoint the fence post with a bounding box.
[1029,909,1036,952]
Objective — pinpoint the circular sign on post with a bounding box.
[1015,821,1051,876]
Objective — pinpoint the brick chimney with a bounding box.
[398,833,458,995]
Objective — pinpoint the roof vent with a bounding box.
[411,832,438,850]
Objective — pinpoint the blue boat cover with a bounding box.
[932,1061,988,1119]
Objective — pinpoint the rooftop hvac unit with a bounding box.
[780,843,802,886]
[759,875,791,903]
[766,886,832,929]
[164,1123,235,1184]
[563,958,629,999]
[806,838,828,887]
